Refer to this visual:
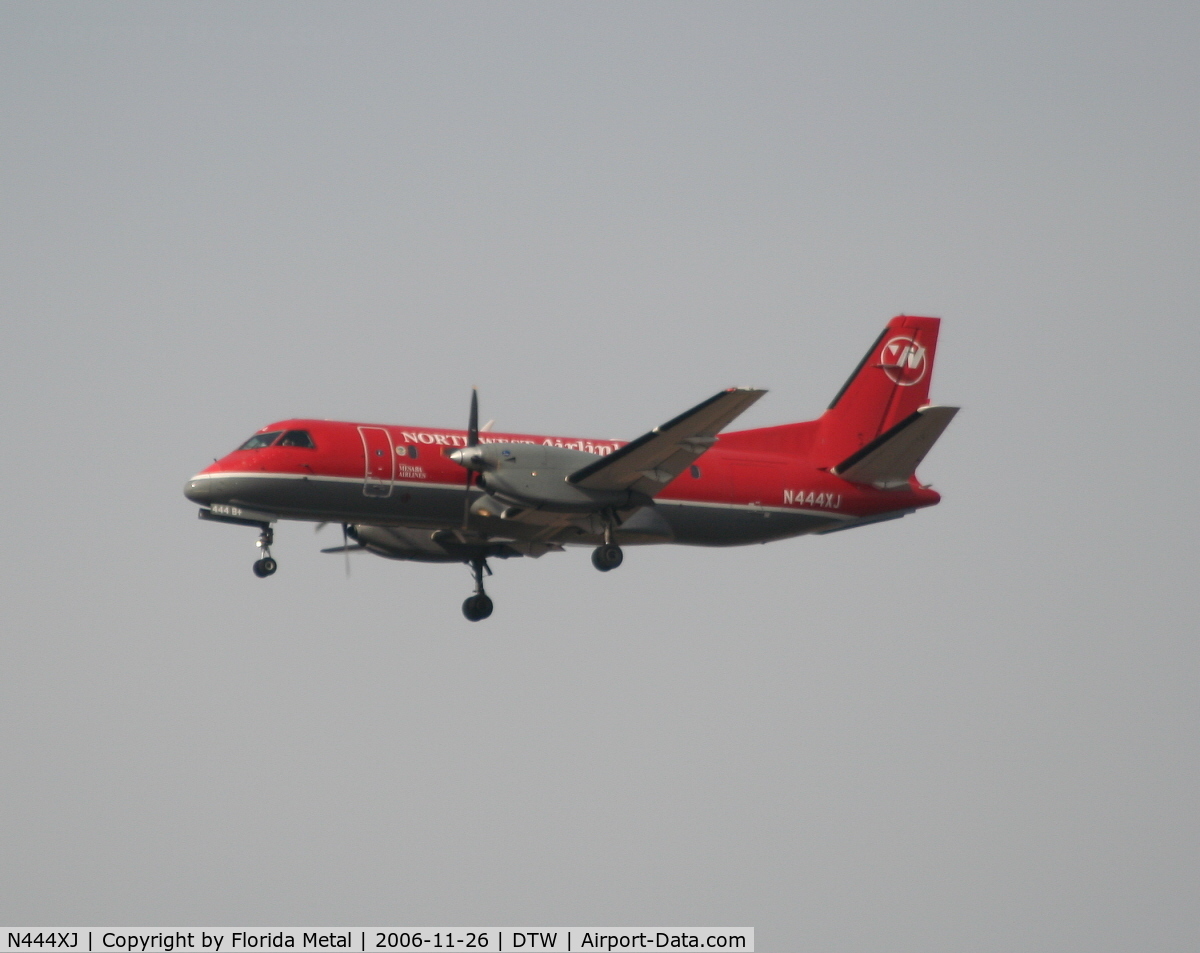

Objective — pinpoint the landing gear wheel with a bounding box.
[462,557,494,621]
[462,594,494,622]
[252,524,277,578]
[253,557,277,578]
[592,544,623,572]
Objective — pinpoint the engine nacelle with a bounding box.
[451,442,647,513]
[351,525,464,562]
[351,525,524,562]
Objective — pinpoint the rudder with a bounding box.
[816,316,941,466]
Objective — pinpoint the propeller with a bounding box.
[316,522,356,577]
[462,388,479,530]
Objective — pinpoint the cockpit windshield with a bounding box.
[277,430,316,448]
[238,431,283,450]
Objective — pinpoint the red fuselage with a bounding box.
[185,417,940,549]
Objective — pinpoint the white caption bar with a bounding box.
[0,931,753,953]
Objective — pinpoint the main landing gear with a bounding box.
[591,518,623,572]
[252,525,277,578]
[462,557,494,622]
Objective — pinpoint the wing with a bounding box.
[568,387,766,496]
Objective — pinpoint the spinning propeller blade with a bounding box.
[462,388,479,530]
[316,522,353,577]
[468,387,479,448]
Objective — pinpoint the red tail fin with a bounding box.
[815,316,941,466]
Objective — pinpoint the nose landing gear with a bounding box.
[252,525,277,577]
[462,557,494,621]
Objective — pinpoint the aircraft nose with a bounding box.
[183,475,211,504]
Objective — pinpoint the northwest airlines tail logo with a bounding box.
[878,336,927,386]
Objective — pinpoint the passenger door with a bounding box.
[358,426,394,497]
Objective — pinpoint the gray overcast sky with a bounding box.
[2,2,1197,949]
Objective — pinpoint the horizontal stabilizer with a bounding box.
[569,387,766,496]
[834,405,959,489]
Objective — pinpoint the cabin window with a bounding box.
[690,465,701,479]
[278,430,316,448]
[238,431,283,450]
[397,445,418,459]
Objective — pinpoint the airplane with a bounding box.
[184,315,958,620]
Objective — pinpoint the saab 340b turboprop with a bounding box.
[185,316,958,620]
